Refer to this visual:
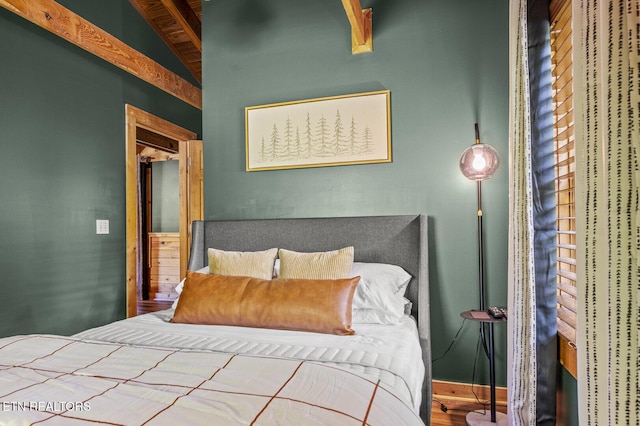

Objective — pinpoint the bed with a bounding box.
[0,215,431,425]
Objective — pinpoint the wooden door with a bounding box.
[126,105,199,317]
[179,140,203,280]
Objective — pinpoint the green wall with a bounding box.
[201,0,509,385]
[152,161,180,232]
[0,0,201,337]
[558,368,579,425]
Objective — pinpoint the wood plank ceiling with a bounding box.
[128,0,372,84]
[0,0,371,109]
[128,0,203,83]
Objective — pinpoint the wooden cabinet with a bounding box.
[148,232,180,301]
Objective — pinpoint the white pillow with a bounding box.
[275,260,412,324]
[352,308,403,325]
[171,266,209,309]
[350,262,412,321]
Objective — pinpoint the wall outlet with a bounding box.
[96,219,109,235]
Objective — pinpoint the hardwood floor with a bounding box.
[431,380,508,425]
[430,397,507,425]
[136,299,173,315]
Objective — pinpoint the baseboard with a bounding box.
[432,379,508,406]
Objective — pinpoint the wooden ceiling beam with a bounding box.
[340,0,372,54]
[128,0,202,82]
[127,0,200,82]
[160,0,201,51]
[0,0,202,109]
[136,127,179,153]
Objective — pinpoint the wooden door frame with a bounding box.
[125,104,198,317]
[178,139,204,282]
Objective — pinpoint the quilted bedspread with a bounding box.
[0,334,424,425]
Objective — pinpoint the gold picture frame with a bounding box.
[245,90,391,171]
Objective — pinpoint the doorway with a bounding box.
[138,148,179,306]
[125,105,203,317]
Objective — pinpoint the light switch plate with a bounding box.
[96,219,109,235]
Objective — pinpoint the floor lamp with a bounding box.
[459,124,506,425]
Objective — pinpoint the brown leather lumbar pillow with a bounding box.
[171,271,360,335]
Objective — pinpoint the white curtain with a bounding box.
[573,1,640,425]
[507,0,538,424]
[509,0,640,424]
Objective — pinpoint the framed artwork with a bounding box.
[245,90,391,171]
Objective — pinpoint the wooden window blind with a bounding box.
[549,0,577,378]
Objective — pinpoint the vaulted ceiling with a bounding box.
[0,0,372,109]
[128,0,373,85]
[128,0,203,83]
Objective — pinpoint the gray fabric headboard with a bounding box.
[186,215,431,422]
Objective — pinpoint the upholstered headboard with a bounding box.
[186,215,431,421]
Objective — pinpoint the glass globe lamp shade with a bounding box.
[459,143,500,181]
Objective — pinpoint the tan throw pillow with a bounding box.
[278,247,354,280]
[171,271,360,335]
[208,247,277,280]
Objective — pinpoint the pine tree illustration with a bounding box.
[314,113,332,156]
[292,127,303,158]
[335,109,350,156]
[299,126,310,158]
[349,116,364,154]
[271,124,286,160]
[259,135,274,162]
[283,115,294,160]
[362,125,374,153]
[304,112,314,156]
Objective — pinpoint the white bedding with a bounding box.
[0,311,425,425]
[73,309,425,414]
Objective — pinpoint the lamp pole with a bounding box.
[476,144,497,423]
[460,123,506,425]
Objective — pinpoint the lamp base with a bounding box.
[466,410,508,426]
